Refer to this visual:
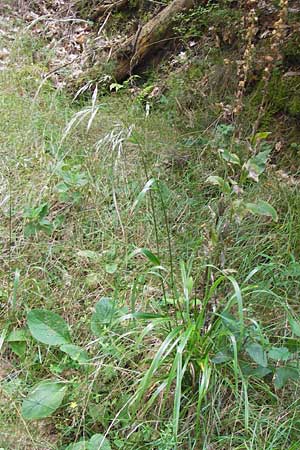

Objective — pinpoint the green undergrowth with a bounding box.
[1,26,300,450]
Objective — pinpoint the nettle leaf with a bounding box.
[288,315,300,337]
[219,149,240,165]
[91,298,114,336]
[268,346,290,361]
[244,200,278,222]
[274,367,299,389]
[27,309,71,346]
[88,434,112,450]
[246,343,268,367]
[22,381,67,419]
[206,175,231,194]
[60,344,89,363]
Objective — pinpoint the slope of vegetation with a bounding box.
[1,2,300,449]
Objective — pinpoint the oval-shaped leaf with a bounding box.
[211,351,233,364]
[268,346,290,361]
[245,343,268,367]
[60,344,89,363]
[6,328,28,342]
[88,434,111,450]
[91,298,114,336]
[274,367,299,389]
[22,381,67,419]
[10,341,26,358]
[244,200,278,222]
[219,149,240,165]
[27,309,71,346]
[206,175,231,194]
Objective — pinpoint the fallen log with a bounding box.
[111,0,199,81]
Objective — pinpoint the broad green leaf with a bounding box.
[288,315,300,337]
[211,351,232,364]
[27,309,71,346]
[9,341,26,358]
[246,343,268,367]
[22,381,67,419]
[240,362,272,378]
[91,298,114,336]
[219,149,240,165]
[268,346,290,361]
[206,175,231,194]
[88,434,112,450]
[244,201,278,222]
[60,344,89,363]
[244,149,271,182]
[6,328,28,342]
[274,367,299,389]
[65,441,87,450]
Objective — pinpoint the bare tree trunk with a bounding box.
[112,0,199,81]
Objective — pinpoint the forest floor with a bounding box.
[1,8,300,450]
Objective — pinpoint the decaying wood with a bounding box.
[91,0,128,20]
[112,0,199,81]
